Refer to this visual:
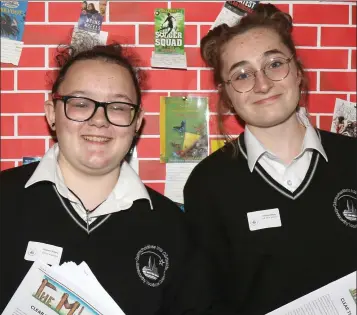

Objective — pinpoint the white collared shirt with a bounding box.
[244,112,328,192]
[25,144,153,222]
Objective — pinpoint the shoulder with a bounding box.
[318,129,356,155]
[0,162,39,190]
[145,186,183,216]
[185,141,241,187]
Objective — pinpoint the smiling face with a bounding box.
[45,59,143,176]
[220,27,301,129]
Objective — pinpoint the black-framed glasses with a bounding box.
[52,94,140,127]
[224,54,295,93]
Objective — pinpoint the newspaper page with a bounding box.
[267,272,356,315]
[2,260,125,315]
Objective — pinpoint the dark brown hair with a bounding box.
[201,3,309,147]
[52,40,142,106]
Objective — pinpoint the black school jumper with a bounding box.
[184,129,357,315]
[0,162,214,315]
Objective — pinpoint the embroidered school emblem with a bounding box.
[333,189,357,228]
[135,245,169,287]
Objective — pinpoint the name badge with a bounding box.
[247,208,282,231]
[24,241,63,265]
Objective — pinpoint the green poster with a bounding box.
[154,8,184,54]
[160,96,208,163]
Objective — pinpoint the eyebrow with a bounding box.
[228,49,287,73]
[64,91,135,104]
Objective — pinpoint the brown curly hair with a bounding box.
[201,3,309,147]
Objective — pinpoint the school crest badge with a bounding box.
[333,189,357,228]
[135,245,169,287]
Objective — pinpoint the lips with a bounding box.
[254,94,281,105]
[82,135,112,143]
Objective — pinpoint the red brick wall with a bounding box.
[1,1,356,194]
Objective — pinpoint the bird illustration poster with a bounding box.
[1,0,29,41]
[160,96,209,163]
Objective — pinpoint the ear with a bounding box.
[135,108,145,133]
[44,100,56,131]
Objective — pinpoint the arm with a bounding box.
[182,168,238,314]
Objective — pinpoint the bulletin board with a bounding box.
[0,0,356,197]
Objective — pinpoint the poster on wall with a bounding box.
[160,96,209,163]
[151,8,187,69]
[1,0,29,65]
[78,0,106,34]
[71,1,108,47]
[331,98,357,138]
[210,1,259,30]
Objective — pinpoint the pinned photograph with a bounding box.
[331,98,357,138]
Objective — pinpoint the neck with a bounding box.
[58,156,120,211]
[247,113,306,165]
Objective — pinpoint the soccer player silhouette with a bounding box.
[158,13,176,36]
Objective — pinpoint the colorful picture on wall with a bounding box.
[1,0,29,41]
[331,98,357,138]
[160,96,208,163]
[154,8,184,55]
[78,0,107,34]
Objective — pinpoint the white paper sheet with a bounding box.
[151,51,187,69]
[164,163,197,203]
[1,38,23,66]
[267,272,356,315]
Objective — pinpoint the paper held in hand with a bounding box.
[267,271,356,315]
[2,260,125,315]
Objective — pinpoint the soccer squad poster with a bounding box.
[154,8,184,55]
[1,0,29,41]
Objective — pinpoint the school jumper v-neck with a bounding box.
[184,129,357,315]
[0,162,215,315]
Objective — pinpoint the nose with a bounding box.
[253,70,274,93]
[88,107,110,128]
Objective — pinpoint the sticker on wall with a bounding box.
[0,0,29,65]
[210,1,259,31]
[151,8,187,69]
[331,98,357,138]
[160,96,209,163]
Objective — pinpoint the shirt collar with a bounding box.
[25,143,153,215]
[244,110,328,172]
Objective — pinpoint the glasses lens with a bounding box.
[264,58,290,81]
[231,69,256,93]
[66,98,95,121]
[107,102,136,126]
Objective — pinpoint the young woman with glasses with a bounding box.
[184,4,356,315]
[0,43,214,314]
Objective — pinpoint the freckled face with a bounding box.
[47,59,143,175]
[220,27,301,128]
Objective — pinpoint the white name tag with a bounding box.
[247,208,282,231]
[24,241,63,266]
